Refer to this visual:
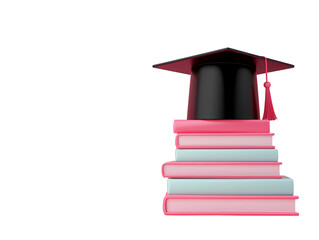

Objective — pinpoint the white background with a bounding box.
[0,0,318,239]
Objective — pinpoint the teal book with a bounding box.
[167,177,293,195]
[175,149,278,162]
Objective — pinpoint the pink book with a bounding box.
[173,120,270,133]
[162,161,282,178]
[164,194,299,216]
[176,133,275,149]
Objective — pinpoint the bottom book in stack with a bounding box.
[163,194,298,216]
[162,151,298,216]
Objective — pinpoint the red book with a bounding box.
[162,161,282,179]
[175,133,275,149]
[163,194,299,216]
[173,120,270,133]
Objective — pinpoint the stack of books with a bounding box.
[162,120,298,216]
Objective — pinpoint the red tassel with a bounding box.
[262,57,277,120]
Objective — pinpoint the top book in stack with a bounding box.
[173,120,270,133]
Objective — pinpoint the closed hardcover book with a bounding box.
[167,177,293,195]
[163,194,299,216]
[162,162,281,178]
[175,133,274,149]
[175,149,278,162]
[173,120,270,133]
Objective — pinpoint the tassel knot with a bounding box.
[264,82,271,88]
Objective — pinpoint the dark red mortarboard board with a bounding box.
[153,48,294,120]
[153,47,294,75]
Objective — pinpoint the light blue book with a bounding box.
[175,149,278,162]
[167,177,293,195]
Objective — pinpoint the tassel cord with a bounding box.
[262,57,277,120]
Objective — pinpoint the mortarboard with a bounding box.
[153,48,294,120]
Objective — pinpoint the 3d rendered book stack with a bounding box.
[162,120,299,215]
[153,48,299,216]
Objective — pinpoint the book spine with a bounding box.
[173,120,270,133]
[163,194,299,216]
[163,195,299,216]
[175,149,278,162]
[175,133,274,149]
[167,178,294,195]
[162,161,281,178]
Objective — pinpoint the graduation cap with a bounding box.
[153,48,294,120]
